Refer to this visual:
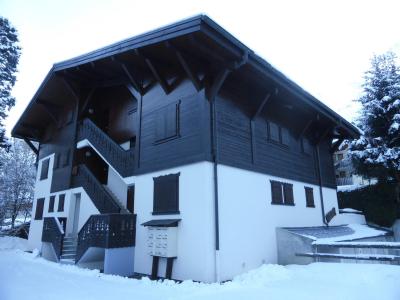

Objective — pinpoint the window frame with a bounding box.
[154,100,181,144]
[270,180,295,206]
[48,195,55,212]
[34,198,45,220]
[40,158,50,180]
[57,194,65,212]
[152,173,180,215]
[305,187,315,208]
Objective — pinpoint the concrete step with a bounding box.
[62,250,77,255]
[61,254,76,260]
[60,259,75,265]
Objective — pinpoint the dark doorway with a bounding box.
[127,186,135,213]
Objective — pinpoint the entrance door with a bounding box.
[72,193,81,235]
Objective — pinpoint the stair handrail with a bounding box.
[76,213,136,263]
[77,118,135,177]
[42,217,65,260]
[71,164,121,214]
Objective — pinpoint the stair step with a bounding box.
[61,254,76,259]
[60,259,75,265]
[62,250,77,254]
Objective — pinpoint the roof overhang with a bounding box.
[12,15,360,141]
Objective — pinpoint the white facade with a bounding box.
[216,164,338,281]
[29,154,341,282]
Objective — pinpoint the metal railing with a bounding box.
[77,118,135,177]
[42,217,65,259]
[71,164,121,214]
[336,177,353,186]
[76,213,136,263]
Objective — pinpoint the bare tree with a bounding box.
[0,138,36,229]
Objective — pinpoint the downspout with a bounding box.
[210,52,249,282]
[315,143,328,226]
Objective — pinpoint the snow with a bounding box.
[313,241,400,248]
[337,184,365,192]
[306,224,388,243]
[339,208,362,213]
[0,236,29,251]
[1,237,400,300]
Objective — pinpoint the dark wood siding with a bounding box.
[215,89,336,188]
[137,80,211,174]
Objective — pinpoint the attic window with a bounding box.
[154,101,180,144]
[267,121,290,147]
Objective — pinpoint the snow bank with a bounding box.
[0,236,29,251]
[0,249,399,300]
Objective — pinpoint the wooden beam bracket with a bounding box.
[23,138,38,156]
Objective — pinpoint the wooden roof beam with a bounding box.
[135,49,171,94]
[118,61,143,95]
[79,88,96,115]
[166,42,202,91]
[331,138,344,153]
[23,138,38,156]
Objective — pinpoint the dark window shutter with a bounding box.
[48,196,55,212]
[154,101,180,143]
[283,183,294,205]
[270,180,283,204]
[40,158,50,180]
[62,149,70,167]
[305,187,315,207]
[34,198,45,220]
[58,194,65,212]
[268,121,280,142]
[153,173,180,214]
[302,138,312,154]
[53,153,60,170]
[281,127,290,146]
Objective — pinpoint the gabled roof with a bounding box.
[12,15,360,141]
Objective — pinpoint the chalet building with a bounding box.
[12,15,359,282]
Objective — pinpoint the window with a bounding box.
[53,153,60,170]
[48,195,55,212]
[40,158,50,180]
[268,121,280,142]
[58,194,65,212]
[34,198,45,220]
[62,149,70,167]
[153,173,180,214]
[154,101,180,143]
[267,121,290,147]
[337,153,344,161]
[301,138,312,155]
[305,187,315,207]
[270,180,295,205]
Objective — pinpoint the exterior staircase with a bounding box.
[71,164,122,214]
[60,236,77,264]
[102,185,130,214]
[77,118,135,177]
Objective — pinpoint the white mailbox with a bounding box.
[146,226,178,258]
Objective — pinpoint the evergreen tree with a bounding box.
[349,52,400,204]
[0,17,21,148]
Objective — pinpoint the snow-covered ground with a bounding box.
[1,237,400,300]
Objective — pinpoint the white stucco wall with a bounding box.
[107,167,127,208]
[28,153,99,251]
[133,161,216,282]
[216,164,339,281]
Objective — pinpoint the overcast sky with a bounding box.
[2,0,400,135]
